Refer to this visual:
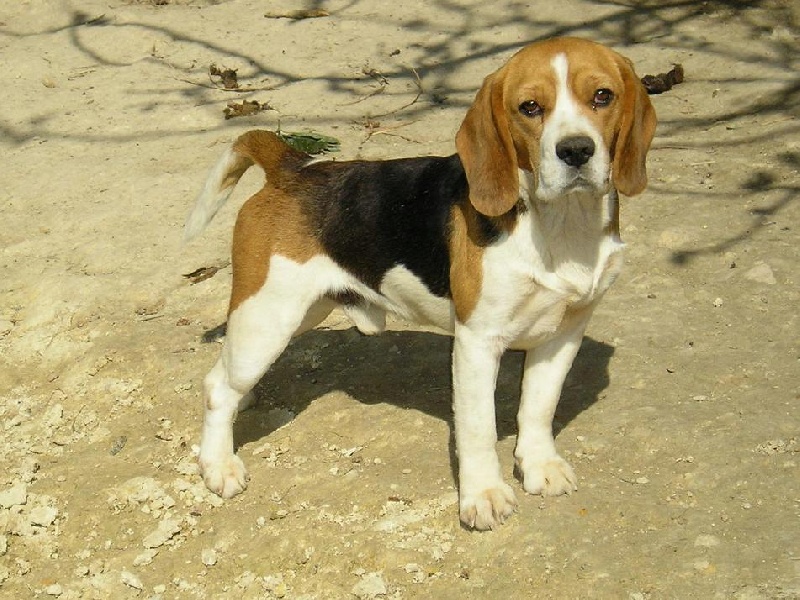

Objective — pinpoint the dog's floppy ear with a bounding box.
[612,56,657,197]
[456,70,520,217]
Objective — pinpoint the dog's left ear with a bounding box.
[612,55,658,197]
[456,70,520,217]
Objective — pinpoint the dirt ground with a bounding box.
[1,0,798,598]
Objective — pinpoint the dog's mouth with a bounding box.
[534,161,608,201]
[562,169,605,194]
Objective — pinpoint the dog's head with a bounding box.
[456,37,657,216]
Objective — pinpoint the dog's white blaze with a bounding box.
[536,53,610,201]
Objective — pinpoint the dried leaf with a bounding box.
[641,64,684,95]
[223,100,273,120]
[210,64,239,90]
[182,264,227,284]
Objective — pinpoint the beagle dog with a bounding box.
[184,37,657,530]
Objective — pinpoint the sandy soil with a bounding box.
[1,0,798,598]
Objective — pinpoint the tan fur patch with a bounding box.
[232,130,309,186]
[448,204,484,324]
[228,185,321,315]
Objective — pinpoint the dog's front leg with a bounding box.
[514,314,590,497]
[452,323,517,530]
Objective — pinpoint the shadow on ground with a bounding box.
[229,327,614,460]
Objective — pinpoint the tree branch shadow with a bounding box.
[2,0,796,145]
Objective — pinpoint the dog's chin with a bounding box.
[535,174,607,202]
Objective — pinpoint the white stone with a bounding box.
[29,506,59,527]
[143,519,182,548]
[0,483,28,508]
[744,263,776,285]
[133,549,158,566]
[201,548,218,566]
[352,572,387,599]
[121,570,144,590]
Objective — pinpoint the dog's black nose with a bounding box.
[556,136,596,168]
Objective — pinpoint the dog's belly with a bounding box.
[376,265,455,331]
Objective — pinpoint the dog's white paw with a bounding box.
[459,483,517,530]
[517,454,577,496]
[199,454,249,499]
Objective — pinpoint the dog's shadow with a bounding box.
[226,326,613,473]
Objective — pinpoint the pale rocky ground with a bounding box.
[1,0,798,598]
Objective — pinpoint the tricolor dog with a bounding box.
[185,37,657,530]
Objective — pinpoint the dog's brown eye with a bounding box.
[518,100,543,117]
[592,88,614,107]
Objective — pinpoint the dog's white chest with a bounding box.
[468,200,624,348]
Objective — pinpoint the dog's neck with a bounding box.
[513,169,624,301]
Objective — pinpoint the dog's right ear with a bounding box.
[456,71,520,217]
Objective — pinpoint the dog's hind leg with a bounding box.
[233,299,334,414]
[198,256,334,498]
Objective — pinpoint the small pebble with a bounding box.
[352,572,387,599]
[202,548,218,566]
[744,263,776,285]
[0,483,28,509]
[143,519,182,548]
[45,584,63,596]
[121,570,144,590]
[133,549,158,566]
[29,506,58,527]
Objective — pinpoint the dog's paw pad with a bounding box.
[518,455,577,496]
[459,484,517,531]
[199,455,249,499]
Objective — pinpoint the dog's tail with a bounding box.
[183,130,309,242]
